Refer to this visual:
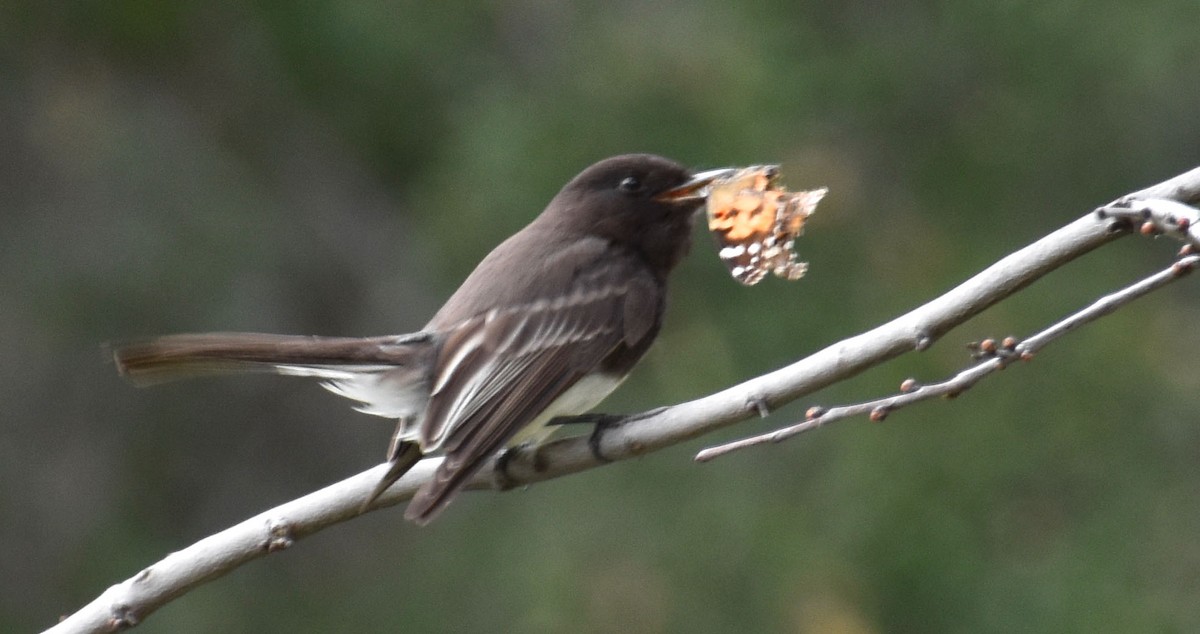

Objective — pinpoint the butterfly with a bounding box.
[704,166,826,285]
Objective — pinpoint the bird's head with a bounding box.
[546,154,735,272]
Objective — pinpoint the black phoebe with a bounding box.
[114,154,734,525]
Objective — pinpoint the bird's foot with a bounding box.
[494,443,527,490]
[493,441,554,490]
[549,406,670,463]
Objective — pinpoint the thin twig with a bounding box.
[695,253,1200,462]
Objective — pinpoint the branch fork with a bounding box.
[696,192,1200,462]
[697,250,1200,462]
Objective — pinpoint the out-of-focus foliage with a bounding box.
[3,1,1198,632]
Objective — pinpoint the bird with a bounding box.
[113,154,734,525]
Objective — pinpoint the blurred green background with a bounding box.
[4,1,1199,632]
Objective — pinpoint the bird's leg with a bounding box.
[547,413,619,426]
[549,406,670,463]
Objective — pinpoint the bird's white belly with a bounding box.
[506,372,625,447]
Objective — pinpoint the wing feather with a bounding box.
[404,266,651,524]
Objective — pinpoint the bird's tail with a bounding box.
[110,331,434,386]
[113,332,438,512]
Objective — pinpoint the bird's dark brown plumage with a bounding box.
[112,153,717,525]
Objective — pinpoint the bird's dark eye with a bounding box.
[618,175,643,193]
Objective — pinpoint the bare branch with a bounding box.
[47,165,1200,634]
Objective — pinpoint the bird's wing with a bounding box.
[405,260,659,524]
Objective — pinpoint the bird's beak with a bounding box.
[655,167,739,203]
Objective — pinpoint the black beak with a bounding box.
[655,167,739,203]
